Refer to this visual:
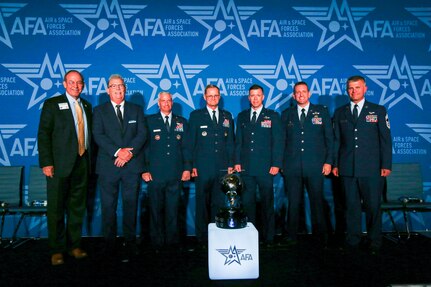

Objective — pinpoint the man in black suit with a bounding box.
[93,74,147,262]
[38,70,92,266]
[189,84,235,246]
[142,91,191,250]
[281,81,333,244]
[333,75,392,253]
[234,84,283,246]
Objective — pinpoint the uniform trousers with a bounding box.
[341,175,384,249]
[241,174,275,243]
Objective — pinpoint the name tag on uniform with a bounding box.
[58,103,69,110]
[200,125,208,129]
[128,120,136,124]
[153,129,161,132]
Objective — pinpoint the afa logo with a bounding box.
[123,54,209,110]
[240,55,324,110]
[2,53,91,110]
[406,124,431,145]
[354,55,431,110]
[0,124,28,166]
[293,0,375,51]
[60,0,147,49]
[179,0,262,51]
[0,3,27,48]
[217,245,253,265]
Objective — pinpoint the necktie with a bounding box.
[212,110,217,125]
[74,101,85,156]
[353,104,358,122]
[251,111,257,124]
[165,115,170,132]
[300,108,306,127]
[116,104,123,128]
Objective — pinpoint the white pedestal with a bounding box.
[208,222,259,280]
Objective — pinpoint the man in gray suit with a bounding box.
[93,74,147,262]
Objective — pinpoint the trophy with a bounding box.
[215,172,248,229]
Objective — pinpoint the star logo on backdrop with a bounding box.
[179,0,262,51]
[240,55,324,110]
[123,54,209,110]
[354,55,431,110]
[217,246,245,265]
[2,53,91,110]
[406,124,431,144]
[0,3,27,49]
[293,0,374,51]
[0,124,26,166]
[405,7,431,51]
[60,0,146,49]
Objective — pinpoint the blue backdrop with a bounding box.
[1,0,430,238]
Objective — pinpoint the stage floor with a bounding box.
[2,233,431,287]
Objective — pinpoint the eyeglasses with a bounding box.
[206,94,220,99]
[108,84,126,89]
[67,80,84,86]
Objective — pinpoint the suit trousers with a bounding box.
[341,175,384,248]
[99,171,141,243]
[241,174,275,243]
[147,179,182,247]
[194,171,225,242]
[46,152,89,254]
[284,174,327,240]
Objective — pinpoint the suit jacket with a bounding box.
[333,100,392,177]
[38,94,92,177]
[144,113,192,181]
[235,107,283,176]
[189,108,235,175]
[281,104,333,177]
[93,101,147,176]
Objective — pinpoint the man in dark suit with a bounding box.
[281,81,333,245]
[93,74,147,262]
[333,75,392,253]
[189,84,235,247]
[38,70,92,266]
[142,91,191,250]
[234,84,283,246]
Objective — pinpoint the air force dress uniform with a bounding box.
[144,113,191,247]
[281,103,333,240]
[189,108,235,243]
[333,100,392,249]
[235,107,283,243]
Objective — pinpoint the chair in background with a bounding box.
[381,163,431,241]
[0,166,23,245]
[9,166,47,247]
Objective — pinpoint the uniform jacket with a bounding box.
[38,94,92,177]
[281,104,333,177]
[333,100,392,177]
[235,107,283,176]
[189,108,235,174]
[144,113,192,181]
[92,101,147,175]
